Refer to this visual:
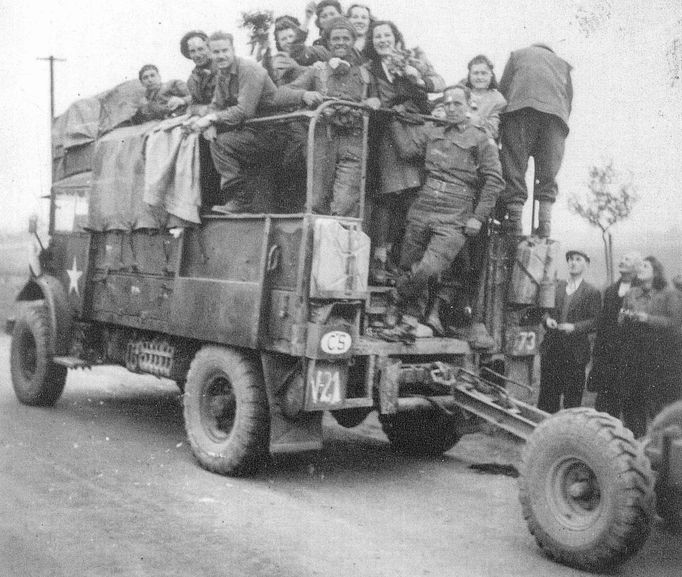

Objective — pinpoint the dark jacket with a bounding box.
[541,279,601,366]
[588,280,629,392]
[499,44,573,130]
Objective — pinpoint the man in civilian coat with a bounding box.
[538,249,601,413]
[498,43,573,237]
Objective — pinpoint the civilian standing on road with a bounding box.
[590,251,642,417]
[618,256,682,437]
[538,250,601,413]
[497,43,573,237]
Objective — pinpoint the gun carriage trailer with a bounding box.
[7,100,672,571]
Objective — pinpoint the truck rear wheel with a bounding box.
[183,346,270,476]
[650,401,682,526]
[379,406,463,456]
[519,408,654,571]
[10,302,67,406]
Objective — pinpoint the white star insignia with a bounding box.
[66,257,83,296]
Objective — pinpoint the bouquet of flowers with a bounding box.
[239,10,274,56]
[384,46,427,79]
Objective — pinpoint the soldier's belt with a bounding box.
[425,177,472,196]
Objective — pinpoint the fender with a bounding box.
[15,274,74,356]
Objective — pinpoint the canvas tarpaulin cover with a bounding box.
[87,117,201,231]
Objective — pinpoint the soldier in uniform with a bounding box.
[538,250,601,413]
[136,64,190,122]
[387,84,504,338]
[180,30,218,115]
[187,31,321,213]
[288,16,379,216]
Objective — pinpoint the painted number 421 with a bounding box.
[312,370,341,405]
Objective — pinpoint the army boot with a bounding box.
[534,200,553,238]
[425,297,446,336]
[503,202,524,236]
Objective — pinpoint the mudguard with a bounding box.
[15,274,74,356]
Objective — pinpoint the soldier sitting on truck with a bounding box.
[186,31,322,214]
[135,64,190,122]
[386,84,505,340]
[287,16,380,216]
[180,30,218,115]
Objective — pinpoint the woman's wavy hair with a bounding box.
[643,255,668,290]
[465,54,498,90]
[363,20,405,62]
[346,3,374,27]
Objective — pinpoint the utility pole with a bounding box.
[37,55,66,121]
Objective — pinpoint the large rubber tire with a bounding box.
[379,406,464,456]
[519,408,654,571]
[650,401,682,526]
[183,346,270,476]
[10,302,67,406]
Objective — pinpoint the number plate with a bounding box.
[505,328,540,356]
[305,361,348,410]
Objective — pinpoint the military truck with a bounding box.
[7,85,662,571]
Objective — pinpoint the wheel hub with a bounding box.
[201,375,236,442]
[548,457,602,528]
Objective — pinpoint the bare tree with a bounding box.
[568,161,638,283]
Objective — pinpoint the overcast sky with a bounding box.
[1,0,681,273]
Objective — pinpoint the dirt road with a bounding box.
[0,334,679,577]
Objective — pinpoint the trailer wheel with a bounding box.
[10,302,67,406]
[650,401,682,527]
[519,408,654,571]
[183,346,270,476]
[379,406,463,456]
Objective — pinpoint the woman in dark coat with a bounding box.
[618,256,682,437]
[363,20,445,282]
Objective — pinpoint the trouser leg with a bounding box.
[330,133,363,217]
[538,347,563,414]
[210,127,261,206]
[622,378,648,438]
[499,109,535,206]
[398,216,467,319]
[311,127,336,214]
[531,113,567,204]
[563,360,586,409]
[595,384,622,418]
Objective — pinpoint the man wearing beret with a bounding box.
[180,30,218,116]
[538,249,602,413]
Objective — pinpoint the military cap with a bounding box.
[565,250,590,263]
[180,30,208,60]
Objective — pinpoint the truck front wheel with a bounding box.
[379,406,463,456]
[519,408,654,571]
[10,302,67,406]
[183,346,270,476]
